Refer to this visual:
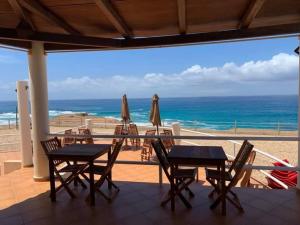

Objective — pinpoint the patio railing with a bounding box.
[48,122,300,189]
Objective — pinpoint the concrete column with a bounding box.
[298,36,300,189]
[16,81,33,167]
[172,122,181,145]
[85,119,93,133]
[28,42,49,181]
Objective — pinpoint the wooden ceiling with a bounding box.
[0,0,299,51]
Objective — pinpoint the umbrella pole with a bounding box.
[156,124,163,185]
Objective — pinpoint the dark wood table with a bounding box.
[47,144,112,205]
[168,145,228,215]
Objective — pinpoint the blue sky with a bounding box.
[0,37,298,100]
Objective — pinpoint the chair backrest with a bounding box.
[160,129,174,150]
[112,125,124,145]
[128,123,141,146]
[104,138,124,175]
[128,124,138,135]
[230,140,254,187]
[240,151,256,187]
[143,129,156,147]
[228,140,247,173]
[79,128,94,144]
[41,137,62,166]
[158,138,169,159]
[114,125,124,134]
[151,140,171,182]
[63,129,76,145]
[163,129,175,145]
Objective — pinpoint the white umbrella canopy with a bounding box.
[121,94,131,126]
[149,94,161,134]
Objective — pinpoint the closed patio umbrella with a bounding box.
[121,94,131,128]
[149,94,161,134]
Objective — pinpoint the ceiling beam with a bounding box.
[177,0,186,34]
[8,0,36,31]
[94,0,132,38]
[239,0,266,29]
[122,23,300,49]
[0,28,121,48]
[0,23,299,51]
[18,0,81,35]
[0,38,31,49]
[44,43,107,52]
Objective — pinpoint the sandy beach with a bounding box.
[0,114,298,186]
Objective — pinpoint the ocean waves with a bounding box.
[0,110,97,125]
[0,96,298,130]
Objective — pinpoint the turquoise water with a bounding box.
[0,95,297,130]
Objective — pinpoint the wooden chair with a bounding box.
[112,125,124,146]
[160,129,175,152]
[128,124,141,148]
[62,129,76,146]
[141,129,156,161]
[206,140,254,212]
[78,128,94,144]
[84,139,124,201]
[41,137,88,198]
[239,151,256,187]
[152,139,197,209]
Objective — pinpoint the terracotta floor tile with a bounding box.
[0,167,299,225]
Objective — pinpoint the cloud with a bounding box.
[47,53,298,99]
[181,53,298,82]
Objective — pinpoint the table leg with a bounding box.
[89,161,95,206]
[107,148,112,190]
[49,159,56,202]
[221,161,226,216]
[170,164,175,211]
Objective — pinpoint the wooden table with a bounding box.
[47,144,112,205]
[168,145,228,215]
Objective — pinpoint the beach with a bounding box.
[0,114,297,187]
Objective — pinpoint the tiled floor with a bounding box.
[0,163,300,225]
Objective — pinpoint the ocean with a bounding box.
[0,95,297,130]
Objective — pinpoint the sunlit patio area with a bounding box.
[0,165,300,225]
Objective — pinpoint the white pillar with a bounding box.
[85,119,93,133]
[28,42,49,181]
[16,81,33,167]
[298,36,300,189]
[172,122,181,145]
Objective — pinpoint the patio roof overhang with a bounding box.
[0,0,299,52]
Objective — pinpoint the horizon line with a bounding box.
[0,94,297,102]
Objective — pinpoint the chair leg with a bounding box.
[55,172,76,198]
[226,195,244,212]
[229,190,238,199]
[185,187,195,197]
[97,189,112,202]
[210,195,221,210]
[177,192,192,208]
[106,177,120,192]
[76,177,87,189]
[208,189,216,198]
[206,178,220,198]
[161,179,194,209]
[178,178,195,197]
[80,173,90,182]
